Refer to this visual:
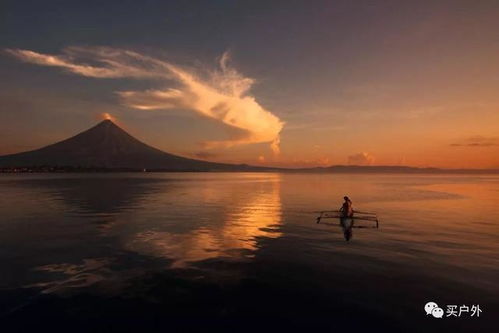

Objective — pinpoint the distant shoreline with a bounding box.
[1,166,498,174]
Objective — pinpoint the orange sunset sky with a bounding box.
[1,1,498,169]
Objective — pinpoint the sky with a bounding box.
[1,0,499,168]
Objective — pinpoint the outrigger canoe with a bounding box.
[315,210,379,228]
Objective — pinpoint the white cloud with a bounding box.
[347,152,375,166]
[7,47,284,153]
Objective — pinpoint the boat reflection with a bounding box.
[318,215,378,241]
[126,174,282,266]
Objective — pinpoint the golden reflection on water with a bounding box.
[127,174,282,266]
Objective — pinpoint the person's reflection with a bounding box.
[340,217,353,241]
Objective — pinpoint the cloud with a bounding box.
[7,47,284,153]
[6,47,164,79]
[450,136,499,147]
[450,143,498,147]
[347,152,375,166]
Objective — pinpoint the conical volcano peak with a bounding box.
[94,118,120,129]
[84,118,132,138]
[89,116,125,133]
[0,119,244,171]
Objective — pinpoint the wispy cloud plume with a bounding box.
[7,47,284,152]
[6,47,165,79]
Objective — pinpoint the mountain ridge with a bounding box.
[0,120,273,171]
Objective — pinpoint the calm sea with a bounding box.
[1,173,498,332]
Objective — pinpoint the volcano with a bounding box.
[0,120,263,171]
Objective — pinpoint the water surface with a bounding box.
[1,173,498,332]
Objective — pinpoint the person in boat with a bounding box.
[340,196,353,218]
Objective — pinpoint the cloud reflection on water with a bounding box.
[126,174,282,266]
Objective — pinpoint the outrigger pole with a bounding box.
[315,211,379,228]
[313,210,377,215]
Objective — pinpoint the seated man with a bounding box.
[340,196,353,217]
